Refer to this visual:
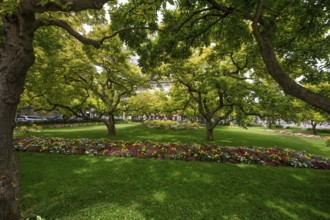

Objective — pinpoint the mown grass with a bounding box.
[18,123,330,219]
[20,153,330,220]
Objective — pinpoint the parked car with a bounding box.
[47,116,64,122]
[17,116,28,122]
[17,116,46,122]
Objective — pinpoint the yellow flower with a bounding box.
[40,146,48,152]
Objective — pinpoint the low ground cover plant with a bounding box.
[14,137,330,169]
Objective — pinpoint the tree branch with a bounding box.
[218,106,233,120]
[175,7,216,32]
[19,0,112,14]
[47,98,90,119]
[205,0,231,12]
[35,19,102,47]
[252,0,330,113]
[35,18,162,48]
[33,103,58,112]
[229,53,248,71]
[99,26,162,45]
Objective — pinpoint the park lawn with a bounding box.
[19,152,330,220]
[21,123,330,158]
[18,123,330,219]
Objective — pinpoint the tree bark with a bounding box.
[1,1,114,218]
[251,15,330,114]
[103,114,116,136]
[0,13,35,220]
[205,119,216,141]
[311,120,317,135]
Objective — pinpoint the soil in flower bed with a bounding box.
[14,137,330,169]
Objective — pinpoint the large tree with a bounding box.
[20,29,96,119]
[127,90,169,120]
[133,0,330,113]
[164,48,253,140]
[85,40,147,136]
[292,83,330,134]
[0,0,157,218]
[1,0,330,218]
[22,30,147,136]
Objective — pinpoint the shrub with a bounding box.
[307,128,330,134]
[142,120,201,130]
[275,124,284,129]
[14,125,42,134]
[325,136,330,147]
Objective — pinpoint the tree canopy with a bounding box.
[1,0,330,219]
[23,28,147,135]
[121,0,330,113]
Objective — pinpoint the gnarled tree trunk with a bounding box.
[103,114,116,136]
[311,120,317,135]
[251,1,330,114]
[205,119,217,141]
[0,13,35,220]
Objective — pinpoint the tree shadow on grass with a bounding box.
[19,152,330,220]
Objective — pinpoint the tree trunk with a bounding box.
[0,13,35,219]
[252,21,330,114]
[205,120,215,141]
[104,114,116,136]
[62,115,70,124]
[311,120,317,135]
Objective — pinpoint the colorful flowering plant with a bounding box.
[265,129,323,139]
[13,137,330,169]
[14,124,43,134]
[43,122,103,129]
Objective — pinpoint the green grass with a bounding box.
[18,123,330,219]
[20,153,330,220]
[21,123,330,158]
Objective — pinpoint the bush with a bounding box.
[141,120,201,130]
[246,123,263,127]
[325,137,330,147]
[307,128,330,134]
[14,124,42,134]
[275,124,284,129]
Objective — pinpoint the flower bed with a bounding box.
[14,124,43,134]
[13,137,330,169]
[43,122,104,129]
[265,129,323,139]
